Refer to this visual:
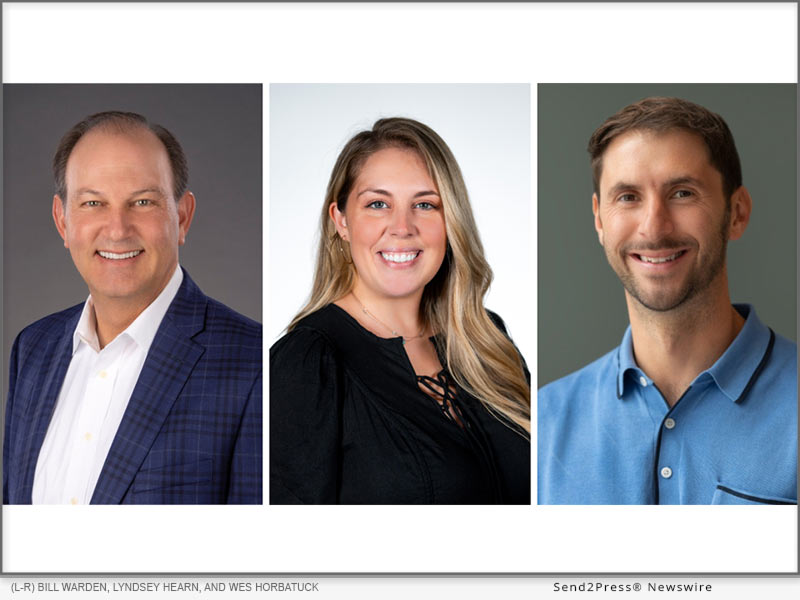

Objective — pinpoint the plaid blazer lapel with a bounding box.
[90,272,207,504]
[15,315,78,503]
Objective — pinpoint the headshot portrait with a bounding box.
[269,84,532,504]
[537,84,797,505]
[3,84,263,504]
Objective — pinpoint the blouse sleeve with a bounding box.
[269,327,342,504]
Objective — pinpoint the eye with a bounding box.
[672,189,694,199]
[414,201,437,210]
[82,200,101,207]
[366,200,388,209]
[617,193,637,203]
[134,198,152,206]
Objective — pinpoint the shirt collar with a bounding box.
[616,326,639,398]
[72,266,184,354]
[616,304,774,403]
[705,304,774,402]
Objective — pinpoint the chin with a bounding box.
[375,282,427,300]
[96,289,140,302]
[383,289,423,300]
[630,286,692,312]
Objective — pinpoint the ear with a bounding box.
[177,191,196,245]
[329,202,348,241]
[53,195,69,248]
[592,193,604,245]
[727,186,752,241]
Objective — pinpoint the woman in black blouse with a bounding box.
[270,117,530,504]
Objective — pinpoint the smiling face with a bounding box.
[330,147,447,304]
[592,128,749,313]
[53,127,195,313]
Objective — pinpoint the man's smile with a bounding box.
[630,249,689,268]
[97,249,143,260]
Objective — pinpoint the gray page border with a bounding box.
[0,0,797,579]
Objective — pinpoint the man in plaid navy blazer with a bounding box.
[3,110,262,504]
[3,269,262,504]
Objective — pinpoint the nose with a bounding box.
[105,205,134,241]
[388,206,416,237]
[638,196,674,240]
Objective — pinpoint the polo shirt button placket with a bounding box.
[658,409,679,502]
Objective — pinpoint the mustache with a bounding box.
[621,238,696,253]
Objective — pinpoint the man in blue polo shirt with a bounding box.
[538,97,797,505]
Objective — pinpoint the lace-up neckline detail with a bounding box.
[417,370,467,428]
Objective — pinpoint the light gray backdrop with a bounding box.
[269,84,532,367]
[538,84,797,387]
[3,84,263,394]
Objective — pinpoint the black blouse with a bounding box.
[270,304,530,504]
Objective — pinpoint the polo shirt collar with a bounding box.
[705,304,774,403]
[616,326,639,398]
[616,304,773,402]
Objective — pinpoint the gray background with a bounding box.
[3,84,262,392]
[538,84,797,387]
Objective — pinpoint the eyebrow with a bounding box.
[75,188,104,197]
[662,176,704,189]
[605,175,704,199]
[356,188,440,198]
[75,187,166,199]
[606,181,640,198]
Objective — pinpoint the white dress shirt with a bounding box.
[32,266,184,504]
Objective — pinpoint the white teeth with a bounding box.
[640,252,682,264]
[98,250,142,260]
[380,252,419,263]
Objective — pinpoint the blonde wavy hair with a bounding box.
[290,117,530,435]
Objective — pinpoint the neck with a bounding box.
[92,299,151,349]
[91,264,178,348]
[343,280,425,339]
[627,277,744,406]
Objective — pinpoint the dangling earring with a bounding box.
[335,233,353,265]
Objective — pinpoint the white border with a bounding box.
[2,2,797,575]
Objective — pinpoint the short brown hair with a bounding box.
[588,97,742,200]
[53,111,188,202]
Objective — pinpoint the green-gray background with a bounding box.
[538,84,797,387]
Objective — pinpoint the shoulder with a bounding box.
[171,269,261,347]
[736,306,796,393]
[173,273,263,357]
[204,296,262,344]
[538,348,618,410]
[166,280,262,382]
[486,309,520,340]
[270,310,339,368]
[769,330,797,365]
[755,329,797,402]
[486,309,507,332]
[13,303,83,350]
[194,299,262,383]
[271,305,351,355]
[291,304,352,338]
[270,312,344,422]
[482,309,530,382]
